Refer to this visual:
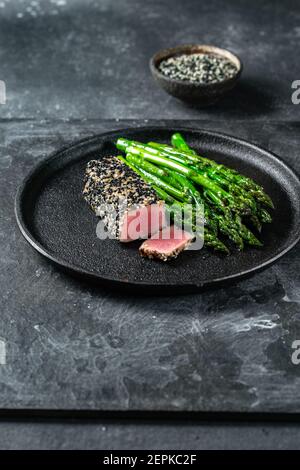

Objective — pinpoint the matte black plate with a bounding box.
[15,127,300,293]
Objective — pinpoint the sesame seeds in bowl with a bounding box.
[158,53,238,84]
[150,44,242,106]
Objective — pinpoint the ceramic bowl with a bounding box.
[150,44,242,106]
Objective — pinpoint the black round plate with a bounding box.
[15,127,300,293]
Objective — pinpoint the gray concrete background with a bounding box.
[0,0,299,121]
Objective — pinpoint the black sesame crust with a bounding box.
[83,156,159,238]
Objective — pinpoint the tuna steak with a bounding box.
[139,225,195,261]
[83,157,166,241]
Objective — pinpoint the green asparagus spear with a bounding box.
[171,133,196,154]
[146,140,274,209]
[125,147,262,246]
[144,139,272,214]
[234,215,263,247]
[204,229,229,254]
[154,187,228,253]
[125,144,233,206]
[171,135,262,220]
[125,141,261,216]
[116,135,270,252]
[118,155,188,201]
[126,153,184,192]
[126,151,250,249]
[118,136,272,208]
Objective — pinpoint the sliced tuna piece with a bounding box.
[119,202,166,242]
[83,157,166,241]
[139,225,195,261]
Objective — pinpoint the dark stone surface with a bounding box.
[0,0,300,450]
[0,118,300,415]
[1,419,300,450]
[0,0,299,121]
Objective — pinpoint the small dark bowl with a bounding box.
[150,44,242,106]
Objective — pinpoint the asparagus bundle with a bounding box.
[115,133,274,253]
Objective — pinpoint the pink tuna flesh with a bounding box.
[139,225,194,261]
[120,202,166,242]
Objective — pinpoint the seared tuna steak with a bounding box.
[139,225,194,261]
[83,157,166,241]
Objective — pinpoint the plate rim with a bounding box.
[14,126,300,292]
